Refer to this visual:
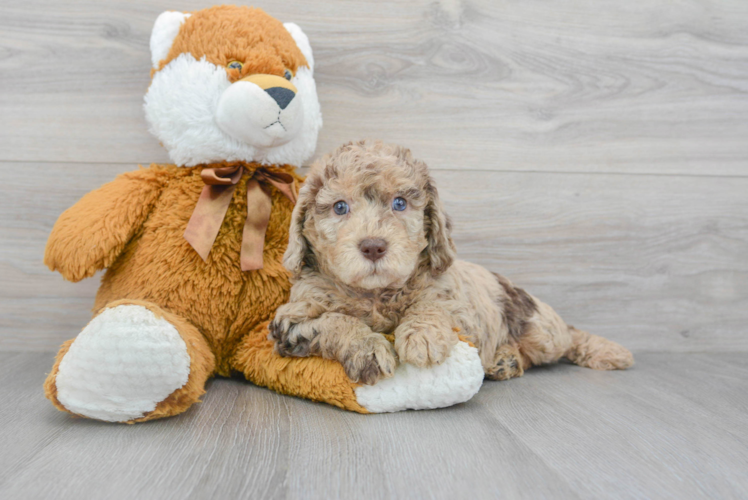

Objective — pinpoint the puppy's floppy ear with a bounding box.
[424,178,456,275]
[283,181,316,277]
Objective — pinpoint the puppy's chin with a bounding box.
[353,270,402,290]
[333,256,418,291]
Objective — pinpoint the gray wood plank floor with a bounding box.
[2,0,747,352]
[4,164,746,351]
[1,351,746,500]
[3,0,748,176]
[2,1,748,499]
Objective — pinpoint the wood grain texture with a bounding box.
[1,0,748,174]
[0,164,124,350]
[2,2,747,499]
[1,352,746,499]
[2,163,746,351]
[2,0,747,350]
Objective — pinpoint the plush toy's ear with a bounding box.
[150,11,191,70]
[283,22,314,73]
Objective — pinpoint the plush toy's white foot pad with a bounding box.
[55,305,191,422]
[355,341,484,413]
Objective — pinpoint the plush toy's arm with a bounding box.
[44,166,171,282]
[237,320,485,414]
[270,309,397,385]
[260,298,483,413]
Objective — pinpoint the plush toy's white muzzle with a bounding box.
[215,74,304,148]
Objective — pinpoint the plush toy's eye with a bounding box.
[333,201,349,215]
[284,69,293,81]
[227,61,243,70]
[392,197,407,212]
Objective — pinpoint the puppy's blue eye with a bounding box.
[392,197,407,211]
[333,201,349,215]
[284,69,293,80]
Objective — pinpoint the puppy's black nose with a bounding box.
[265,87,295,110]
[359,238,388,262]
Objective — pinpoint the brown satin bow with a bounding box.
[184,165,297,271]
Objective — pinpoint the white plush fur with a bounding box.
[283,22,314,71]
[150,11,190,69]
[354,342,484,413]
[55,305,191,422]
[144,23,322,167]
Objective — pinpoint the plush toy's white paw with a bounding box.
[354,341,484,413]
[55,305,191,422]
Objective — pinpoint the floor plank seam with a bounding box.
[2,160,748,180]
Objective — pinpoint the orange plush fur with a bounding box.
[44,7,366,422]
[157,6,308,78]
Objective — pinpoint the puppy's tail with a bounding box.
[565,326,634,370]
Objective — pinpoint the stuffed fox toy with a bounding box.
[43,5,485,423]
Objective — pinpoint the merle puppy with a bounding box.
[270,140,634,384]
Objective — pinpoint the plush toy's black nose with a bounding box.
[265,87,295,110]
[359,238,388,262]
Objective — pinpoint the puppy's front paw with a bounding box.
[342,335,397,385]
[273,326,314,357]
[269,302,320,357]
[269,310,316,358]
[395,324,456,368]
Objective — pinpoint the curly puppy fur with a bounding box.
[270,140,634,384]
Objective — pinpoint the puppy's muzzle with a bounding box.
[359,238,388,262]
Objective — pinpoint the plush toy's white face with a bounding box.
[144,9,322,167]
